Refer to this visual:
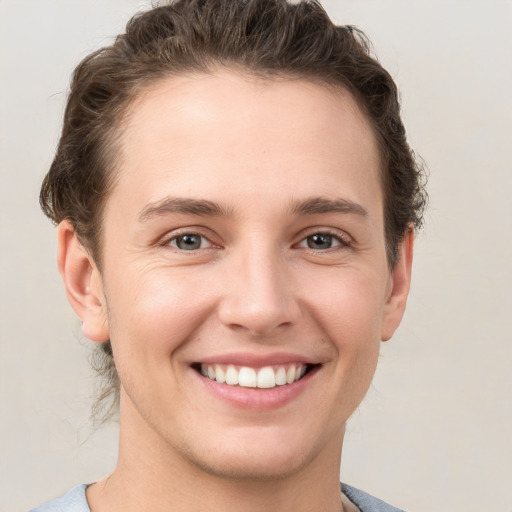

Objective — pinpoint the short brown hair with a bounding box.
[40,0,427,423]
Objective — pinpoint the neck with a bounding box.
[87,392,345,512]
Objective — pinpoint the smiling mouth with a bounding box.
[193,363,316,389]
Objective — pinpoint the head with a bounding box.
[41,0,426,445]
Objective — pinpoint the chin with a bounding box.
[174,425,336,482]
[185,448,314,482]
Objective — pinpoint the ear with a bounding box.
[57,220,110,342]
[380,228,414,341]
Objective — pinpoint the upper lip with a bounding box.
[194,352,319,368]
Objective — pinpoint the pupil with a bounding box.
[308,234,332,250]
[177,234,201,250]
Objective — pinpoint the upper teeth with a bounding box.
[200,364,307,388]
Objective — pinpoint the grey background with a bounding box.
[1,1,511,510]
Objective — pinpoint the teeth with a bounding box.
[215,365,226,383]
[225,365,239,385]
[257,366,275,388]
[286,365,296,384]
[275,367,287,386]
[239,367,257,387]
[200,363,308,388]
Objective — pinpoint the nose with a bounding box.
[217,246,301,337]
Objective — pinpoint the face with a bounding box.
[68,70,412,481]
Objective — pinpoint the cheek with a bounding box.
[318,276,383,402]
[301,267,387,346]
[303,268,385,399]
[105,265,217,360]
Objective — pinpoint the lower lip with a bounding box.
[193,366,319,411]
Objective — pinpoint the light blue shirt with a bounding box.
[30,483,406,512]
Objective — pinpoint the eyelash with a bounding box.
[163,230,216,252]
[162,228,352,253]
[296,229,352,252]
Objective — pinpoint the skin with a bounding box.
[58,70,413,512]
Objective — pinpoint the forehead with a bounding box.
[109,70,382,221]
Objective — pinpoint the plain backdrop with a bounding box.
[1,1,511,511]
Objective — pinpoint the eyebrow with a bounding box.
[290,196,368,217]
[138,197,231,222]
[138,195,368,223]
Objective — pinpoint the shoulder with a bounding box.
[28,484,90,512]
[342,483,407,512]
[29,482,403,512]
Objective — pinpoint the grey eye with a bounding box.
[172,234,204,251]
[306,233,335,250]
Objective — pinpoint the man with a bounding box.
[31,1,426,510]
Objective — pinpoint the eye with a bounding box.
[168,233,211,251]
[298,232,346,251]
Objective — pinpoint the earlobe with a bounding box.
[380,229,414,341]
[57,220,110,342]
